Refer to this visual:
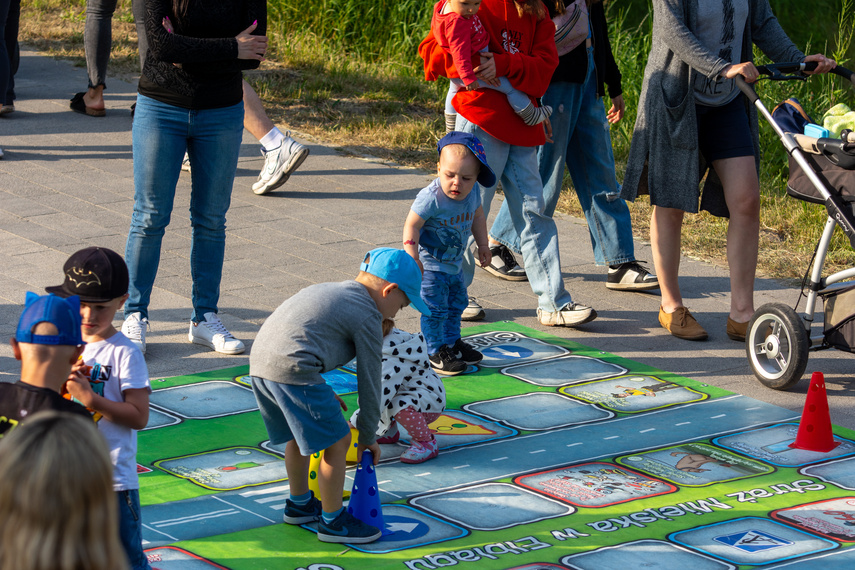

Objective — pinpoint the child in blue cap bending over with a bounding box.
[403,131,496,376]
[249,247,431,544]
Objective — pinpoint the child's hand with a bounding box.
[236,21,267,61]
[334,394,348,411]
[476,244,492,268]
[162,16,174,33]
[65,370,95,407]
[357,442,381,465]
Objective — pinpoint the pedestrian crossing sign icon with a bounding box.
[714,529,794,552]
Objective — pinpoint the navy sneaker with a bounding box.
[282,493,322,524]
[317,510,382,544]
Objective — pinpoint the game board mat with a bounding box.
[137,322,855,569]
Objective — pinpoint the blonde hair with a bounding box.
[0,412,129,570]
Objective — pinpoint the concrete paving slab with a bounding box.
[1,47,853,435]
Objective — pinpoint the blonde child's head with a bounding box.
[448,0,483,18]
[0,411,129,570]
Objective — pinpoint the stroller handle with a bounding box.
[736,62,855,104]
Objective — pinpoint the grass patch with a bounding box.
[17,0,855,281]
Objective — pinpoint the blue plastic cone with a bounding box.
[346,450,389,535]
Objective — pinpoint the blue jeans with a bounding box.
[118,489,151,570]
[125,94,244,322]
[84,0,118,88]
[489,47,635,266]
[457,115,574,313]
[421,269,468,354]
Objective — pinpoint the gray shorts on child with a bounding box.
[250,376,351,456]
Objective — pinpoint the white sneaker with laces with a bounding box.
[461,296,485,321]
[181,152,191,172]
[252,133,310,195]
[122,312,150,354]
[189,312,245,354]
[537,303,598,327]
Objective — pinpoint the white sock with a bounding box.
[260,127,286,152]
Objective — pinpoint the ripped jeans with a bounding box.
[488,47,635,266]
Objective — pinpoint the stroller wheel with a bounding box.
[745,303,809,390]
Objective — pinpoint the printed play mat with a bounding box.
[139,323,855,569]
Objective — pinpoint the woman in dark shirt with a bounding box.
[122,0,266,356]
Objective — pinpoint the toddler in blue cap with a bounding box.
[248,247,429,544]
[403,131,495,376]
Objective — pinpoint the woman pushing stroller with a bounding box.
[621,0,835,341]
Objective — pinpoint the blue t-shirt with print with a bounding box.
[411,177,482,274]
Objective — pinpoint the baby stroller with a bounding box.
[740,62,855,390]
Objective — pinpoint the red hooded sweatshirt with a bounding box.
[420,0,558,147]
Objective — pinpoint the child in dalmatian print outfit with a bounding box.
[350,319,446,464]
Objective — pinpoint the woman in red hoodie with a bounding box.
[420,0,596,327]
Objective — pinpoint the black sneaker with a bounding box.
[283,492,322,524]
[483,244,528,281]
[317,509,382,544]
[452,338,483,364]
[606,261,659,291]
[429,345,467,376]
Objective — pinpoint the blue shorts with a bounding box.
[250,377,350,456]
[696,95,755,162]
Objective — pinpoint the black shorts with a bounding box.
[696,95,755,162]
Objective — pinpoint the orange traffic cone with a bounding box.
[789,372,840,453]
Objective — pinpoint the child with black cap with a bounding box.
[403,131,495,375]
[249,247,430,544]
[0,293,90,437]
[46,246,153,570]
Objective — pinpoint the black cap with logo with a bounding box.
[46,246,129,303]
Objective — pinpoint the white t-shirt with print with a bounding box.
[81,331,150,491]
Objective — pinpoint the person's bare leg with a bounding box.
[318,431,351,513]
[713,155,760,323]
[651,205,685,313]
[284,440,310,497]
[83,84,106,111]
[243,80,275,141]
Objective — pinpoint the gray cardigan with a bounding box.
[620,0,804,217]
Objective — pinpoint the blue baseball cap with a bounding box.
[437,131,497,188]
[360,248,431,316]
[16,292,84,346]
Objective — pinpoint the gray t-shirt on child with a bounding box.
[693,0,748,106]
[249,280,383,445]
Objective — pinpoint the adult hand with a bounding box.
[236,21,267,61]
[474,51,497,82]
[803,53,836,74]
[606,94,625,124]
[543,116,553,143]
[722,61,760,83]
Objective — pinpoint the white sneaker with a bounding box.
[189,312,245,354]
[252,133,310,195]
[122,312,150,354]
[181,152,191,172]
[461,296,485,321]
[537,303,597,327]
